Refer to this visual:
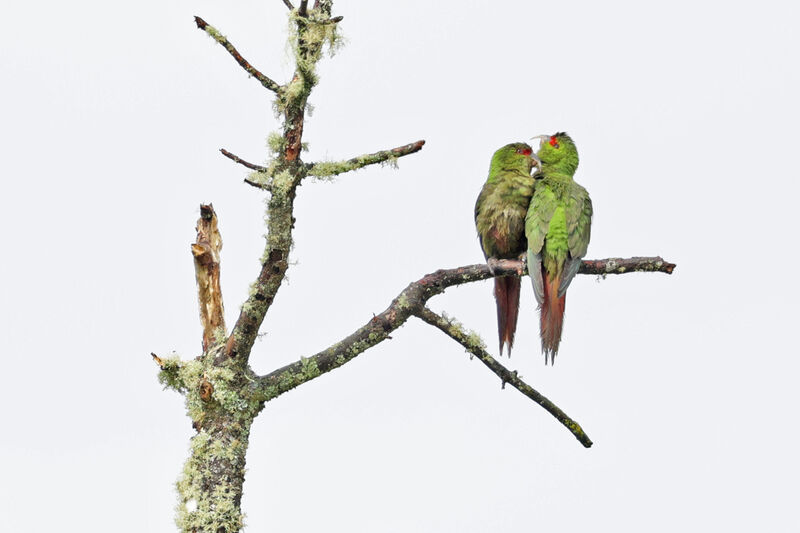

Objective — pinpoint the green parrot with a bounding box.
[475,143,539,355]
[525,132,592,363]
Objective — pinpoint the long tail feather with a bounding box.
[494,276,521,356]
[540,269,567,364]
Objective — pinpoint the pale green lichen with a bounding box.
[299,356,321,380]
[396,293,411,310]
[267,131,287,155]
[175,427,249,532]
[309,155,400,180]
[288,9,343,69]
[157,353,186,392]
[465,329,488,352]
[273,7,344,116]
[203,25,225,43]
[247,170,273,188]
[212,327,227,345]
[440,311,487,352]
[165,347,262,532]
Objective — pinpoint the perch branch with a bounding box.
[306,140,427,178]
[191,204,226,351]
[194,16,283,94]
[252,256,673,443]
[579,256,675,275]
[298,0,309,17]
[416,307,592,447]
[282,0,295,9]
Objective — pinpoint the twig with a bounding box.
[194,16,283,94]
[416,307,593,448]
[298,0,309,17]
[218,149,272,190]
[220,148,267,172]
[282,0,295,9]
[307,140,426,177]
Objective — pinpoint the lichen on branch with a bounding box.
[193,16,282,94]
[307,140,426,178]
[417,307,593,448]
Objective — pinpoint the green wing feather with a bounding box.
[558,184,592,297]
[525,184,559,304]
[525,185,559,254]
[566,184,592,258]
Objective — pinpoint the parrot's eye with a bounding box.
[517,147,532,155]
[549,136,560,149]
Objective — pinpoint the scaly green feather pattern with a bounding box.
[475,143,536,260]
[525,133,592,361]
[525,133,591,295]
[475,143,537,356]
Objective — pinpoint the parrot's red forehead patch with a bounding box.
[521,147,532,155]
[549,136,559,147]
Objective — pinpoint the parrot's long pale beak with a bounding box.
[530,134,549,147]
[529,135,546,171]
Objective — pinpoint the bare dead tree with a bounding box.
[153,3,676,531]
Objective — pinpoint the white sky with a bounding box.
[2,0,799,531]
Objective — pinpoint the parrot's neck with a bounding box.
[539,165,575,181]
[488,165,531,183]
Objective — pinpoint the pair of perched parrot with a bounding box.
[474,133,592,363]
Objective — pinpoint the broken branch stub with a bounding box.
[191,204,226,351]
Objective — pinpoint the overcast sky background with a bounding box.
[2,0,799,531]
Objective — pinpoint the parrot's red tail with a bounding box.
[494,276,521,356]
[540,270,567,364]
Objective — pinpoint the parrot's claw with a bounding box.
[486,257,500,275]
[516,253,527,276]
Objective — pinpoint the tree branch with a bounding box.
[223,171,301,363]
[298,0,309,17]
[282,0,295,9]
[219,148,267,172]
[579,256,676,275]
[194,16,283,94]
[416,307,593,447]
[251,263,477,403]
[306,140,426,178]
[251,256,674,444]
[219,3,349,366]
[219,149,273,190]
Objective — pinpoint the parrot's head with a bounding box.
[533,132,579,175]
[490,142,540,175]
